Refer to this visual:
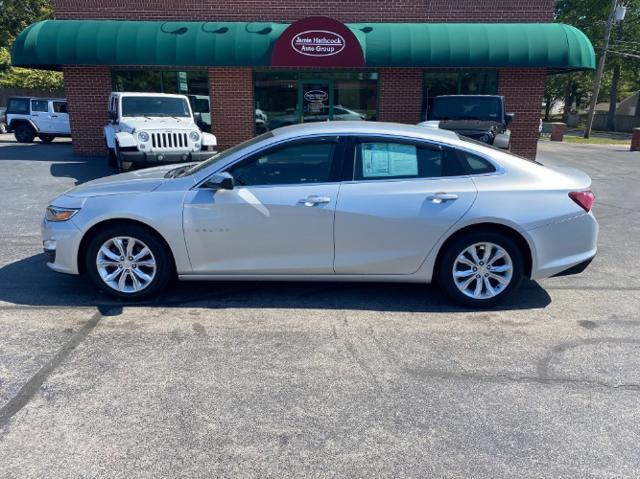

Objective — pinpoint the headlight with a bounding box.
[138,131,150,142]
[189,130,200,142]
[46,206,79,222]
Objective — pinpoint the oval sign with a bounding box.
[291,30,346,57]
[303,90,329,103]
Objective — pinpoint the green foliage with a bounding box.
[546,0,640,118]
[0,0,61,92]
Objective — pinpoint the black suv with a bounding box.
[423,95,514,149]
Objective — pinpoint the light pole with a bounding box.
[583,0,623,138]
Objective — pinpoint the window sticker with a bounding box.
[361,143,418,178]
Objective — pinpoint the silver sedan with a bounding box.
[42,122,598,307]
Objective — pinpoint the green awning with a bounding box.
[11,20,595,71]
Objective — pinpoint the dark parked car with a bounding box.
[421,95,514,149]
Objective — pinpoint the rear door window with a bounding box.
[353,139,466,181]
[53,101,68,113]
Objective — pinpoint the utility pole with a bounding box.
[584,0,618,138]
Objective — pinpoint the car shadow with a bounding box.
[0,253,552,312]
[0,141,111,184]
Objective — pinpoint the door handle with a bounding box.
[426,192,459,204]
[298,195,331,206]
[51,115,58,118]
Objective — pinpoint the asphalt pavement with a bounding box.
[0,134,639,478]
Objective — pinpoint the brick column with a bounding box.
[377,68,423,124]
[208,68,255,151]
[498,69,545,160]
[63,66,112,156]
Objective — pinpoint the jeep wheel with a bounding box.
[14,124,35,143]
[114,142,133,173]
[39,134,55,143]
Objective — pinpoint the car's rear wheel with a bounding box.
[85,224,173,300]
[14,124,35,143]
[437,231,524,308]
[39,134,55,143]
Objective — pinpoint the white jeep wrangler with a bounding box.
[104,92,216,172]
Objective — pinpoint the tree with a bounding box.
[0,0,62,92]
[547,0,640,129]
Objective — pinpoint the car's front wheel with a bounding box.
[85,224,173,300]
[437,231,524,308]
[14,124,35,143]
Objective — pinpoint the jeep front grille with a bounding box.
[151,132,189,149]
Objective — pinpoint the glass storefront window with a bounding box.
[422,71,498,120]
[254,71,378,133]
[112,70,211,131]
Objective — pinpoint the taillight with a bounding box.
[569,190,595,212]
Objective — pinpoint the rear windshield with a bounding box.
[456,134,543,165]
[429,97,501,122]
[7,98,30,115]
[121,96,191,118]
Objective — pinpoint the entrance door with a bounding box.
[300,81,332,123]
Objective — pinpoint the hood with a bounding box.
[437,119,502,134]
[119,117,197,131]
[64,164,178,198]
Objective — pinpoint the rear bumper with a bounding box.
[119,150,214,166]
[528,212,598,280]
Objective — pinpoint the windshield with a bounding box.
[121,96,191,118]
[178,131,275,177]
[429,97,501,122]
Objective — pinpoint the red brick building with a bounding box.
[12,1,595,158]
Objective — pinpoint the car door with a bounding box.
[334,136,478,275]
[51,101,71,134]
[183,136,343,274]
[29,99,51,132]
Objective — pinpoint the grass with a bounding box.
[560,136,631,145]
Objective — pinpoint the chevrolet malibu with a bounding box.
[42,122,598,307]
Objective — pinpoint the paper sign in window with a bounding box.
[361,143,418,178]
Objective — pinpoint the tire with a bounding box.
[85,224,173,300]
[39,134,55,143]
[14,124,36,143]
[437,230,524,308]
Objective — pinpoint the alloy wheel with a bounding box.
[96,236,157,293]
[452,242,513,300]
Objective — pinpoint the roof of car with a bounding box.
[8,96,66,101]
[271,121,461,143]
[113,92,189,99]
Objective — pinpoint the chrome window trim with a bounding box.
[194,131,505,190]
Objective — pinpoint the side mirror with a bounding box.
[108,110,118,123]
[505,112,515,124]
[204,172,235,191]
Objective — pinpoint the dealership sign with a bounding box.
[272,16,365,67]
[292,31,345,57]
[303,90,329,102]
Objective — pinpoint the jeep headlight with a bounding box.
[189,130,200,142]
[138,131,150,142]
[46,206,80,222]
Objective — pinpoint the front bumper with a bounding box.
[119,149,214,166]
[41,217,82,275]
[528,212,599,280]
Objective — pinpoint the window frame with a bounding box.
[30,100,50,113]
[222,135,346,188]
